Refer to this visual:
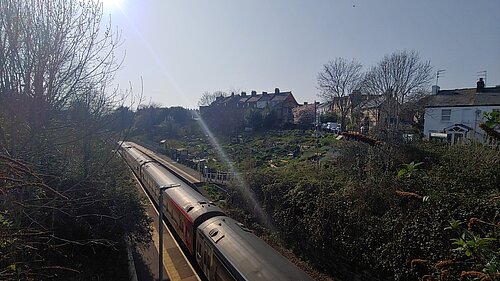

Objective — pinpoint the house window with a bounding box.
[441,109,451,121]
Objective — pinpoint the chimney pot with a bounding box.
[275,88,280,94]
[432,85,440,95]
[241,91,246,96]
[251,90,257,96]
[304,102,308,105]
[262,91,268,95]
[477,78,485,92]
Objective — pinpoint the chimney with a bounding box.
[241,91,246,97]
[231,92,235,96]
[251,90,257,96]
[432,85,440,95]
[275,88,280,94]
[476,78,485,92]
[304,102,308,105]
[262,91,268,95]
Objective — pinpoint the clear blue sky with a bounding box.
[106,0,500,109]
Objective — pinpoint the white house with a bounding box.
[423,83,500,144]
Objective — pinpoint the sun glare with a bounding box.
[100,0,123,11]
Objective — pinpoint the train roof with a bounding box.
[122,145,153,164]
[199,216,314,281]
[142,161,225,226]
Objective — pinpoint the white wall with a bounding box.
[424,105,500,142]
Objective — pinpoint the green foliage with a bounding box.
[416,219,500,280]
[224,140,499,280]
[245,109,263,130]
[320,111,338,123]
[139,111,499,280]
[482,110,500,129]
[451,232,496,258]
[397,161,423,178]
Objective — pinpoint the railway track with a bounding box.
[121,141,314,281]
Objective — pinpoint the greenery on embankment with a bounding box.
[149,119,499,280]
[220,136,499,280]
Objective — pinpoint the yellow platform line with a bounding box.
[129,167,201,281]
[151,227,181,281]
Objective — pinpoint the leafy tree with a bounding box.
[245,109,263,130]
[262,106,277,129]
[320,111,338,123]
[480,110,500,143]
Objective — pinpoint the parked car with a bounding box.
[322,122,341,134]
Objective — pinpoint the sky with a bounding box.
[103,0,500,109]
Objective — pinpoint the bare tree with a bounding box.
[198,90,227,106]
[363,50,432,129]
[317,57,364,130]
[0,1,151,279]
[0,0,122,132]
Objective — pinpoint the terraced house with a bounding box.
[424,80,500,144]
[199,88,299,132]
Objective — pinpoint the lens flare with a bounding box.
[195,112,275,230]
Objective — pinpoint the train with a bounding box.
[120,142,314,281]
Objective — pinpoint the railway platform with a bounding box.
[131,168,200,281]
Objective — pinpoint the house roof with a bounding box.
[209,90,297,106]
[246,95,261,103]
[258,93,273,102]
[239,96,251,103]
[426,86,500,108]
[270,92,292,102]
[218,95,238,105]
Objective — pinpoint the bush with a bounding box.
[225,142,499,280]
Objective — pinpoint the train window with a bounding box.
[197,241,201,259]
[214,255,233,281]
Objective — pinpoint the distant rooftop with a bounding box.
[426,86,500,108]
[210,88,296,106]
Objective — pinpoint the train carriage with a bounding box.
[120,142,313,281]
[120,142,153,173]
[121,144,224,254]
[197,216,314,281]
